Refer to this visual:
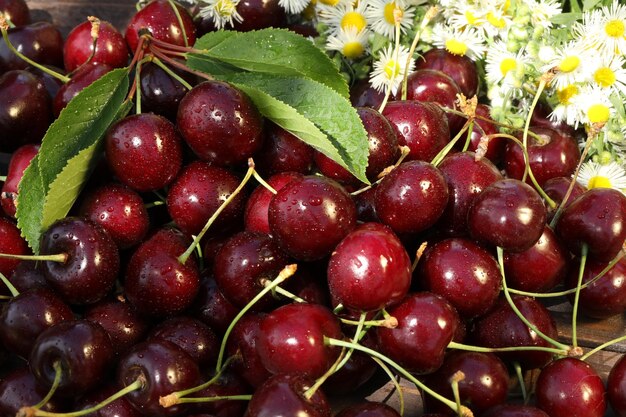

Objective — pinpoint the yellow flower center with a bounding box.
[341,12,367,32]
[556,85,578,105]
[558,55,580,73]
[319,0,340,5]
[605,19,625,38]
[342,41,365,59]
[500,57,517,77]
[215,0,236,16]
[486,12,506,28]
[594,67,616,87]
[465,10,479,25]
[445,39,468,56]
[503,0,511,12]
[587,104,611,124]
[384,3,402,25]
[384,59,400,79]
[588,175,613,189]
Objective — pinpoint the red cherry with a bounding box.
[63,19,128,72]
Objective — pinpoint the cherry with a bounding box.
[321,346,377,396]
[63,19,128,72]
[139,61,193,121]
[125,0,196,53]
[608,354,626,417]
[39,217,119,305]
[257,303,342,379]
[435,151,503,237]
[0,22,63,72]
[504,126,580,186]
[376,292,460,374]
[77,384,143,417]
[503,225,570,292]
[422,351,509,416]
[482,404,550,417]
[565,257,626,319]
[27,64,65,99]
[353,185,379,223]
[535,357,606,417]
[244,373,331,417]
[327,222,411,312]
[555,187,626,261]
[471,296,559,369]
[105,113,183,192]
[0,216,29,278]
[268,175,357,261]
[543,176,586,211]
[124,228,200,317]
[188,370,250,417]
[416,237,501,319]
[467,178,547,252]
[255,123,314,176]
[84,297,150,357]
[531,101,580,138]
[335,401,401,417]
[350,79,385,109]
[0,70,51,152]
[0,0,30,27]
[79,183,150,249]
[29,319,115,396]
[381,100,449,162]
[0,287,74,359]
[213,231,288,311]
[0,367,65,417]
[226,312,273,388]
[166,161,246,236]
[117,339,201,417]
[415,48,479,98]
[1,143,39,218]
[466,104,504,163]
[177,80,264,167]
[374,160,449,235]
[53,62,113,117]
[190,272,240,336]
[7,260,49,293]
[232,0,287,31]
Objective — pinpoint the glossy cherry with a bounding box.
[415,48,479,98]
[0,216,29,278]
[255,123,314,176]
[1,143,39,218]
[53,62,113,117]
[350,79,385,109]
[0,367,64,417]
[233,0,287,31]
[543,176,586,211]
[226,312,273,388]
[0,0,30,26]
[77,384,144,417]
[0,22,63,72]
[466,104,505,163]
[190,272,240,336]
[188,370,250,417]
[244,172,302,234]
[608,353,626,417]
[139,61,193,121]
[63,19,128,72]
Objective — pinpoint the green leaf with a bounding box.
[551,12,582,25]
[221,73,369,184]
[194,28,349,98]
[194,30,240,50]
[16,68,130,253]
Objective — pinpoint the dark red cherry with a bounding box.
[416,48,479,98]
[63,19,128,72]
[466,104,504,163]
[117,339,201,417]
[350,79,385,109]
[417,238,501,319]
[0,22,63,72]
[503,225,569,292]
[0,70,51,152]
[29,319,114,396]
[531,101,580,138]
[268,175,357,261]
[177,80,264,167]
[189,370,250,417]
[140,61,193,121]
[536,357,606,417]
[1,143,39,218]
[7,260,49,293]
[79,183,150,249]
[26,64,65,99]
[226,312,273,388]
[555,188,626,261]
[0,216,29,278]
[245,373,331,417]
[255,123,314,176]
[467,178,547,252]
[436,151,503,236]
[482,404,549,417]
[0,0,30,27]
[504,126,580,187]
[471,296,559,369]
[233,0,287,31]
[53,62,113,117]
[327,222,411,312]
[40,217,119,305]
[0,367,64,417]
[190,272,240,336]
[608,354,626,417]
[124,228,200,317]
[376,292,460,374]
[125,0,196,52]
[335,401,401,417]
[166,161,246,236]
[77,384,143,417]
[543,176,586,211]
[382,100,449,162]
[423,351,509,416]
[375,160,448,235]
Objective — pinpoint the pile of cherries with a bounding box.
[1,1,626,417]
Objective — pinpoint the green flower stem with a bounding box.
[0,253,67,263]
[0,271,19,297]
[496,247,571,352]
[580,334,626,361]
[447,341,567,356]
[571,244,588,349]
[135,59,143,114]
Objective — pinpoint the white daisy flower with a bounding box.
[447,3,489,37]
[589,55,626,96]
[365,0,415,39]
[197,0,243,30]
[577,161,626,193]
[317,1,368,34]
[485,41,530,89]
[431,23,486,60]
[550,84,583,128]
[277,0,311,14]
[326,26,369,59]
[482,7,512,38]
[369,44,415,96]
[583,0,626,57]
[572,85,615,126]
[542,41,593,90]
[527,0,562,30]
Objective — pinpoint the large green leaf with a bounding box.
[194,29,349,98]
[16,68,130,253]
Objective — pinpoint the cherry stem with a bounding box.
[151,57,193,90]
[33,361,63,410]
[144,200,165,209]
[125,37,147,104]
[326,337,474,417]
[513,362,527,403]
[400,5,437,101]
[67,16,100,78]
[149,46,214,81]
[166,0,188,48]
[522,79,546,152]
[0,271,18,297]
[462,120,476,152]
[135,58,144,114]
[447,341,568,356]
[0,176,6,182]
[496,247,571,352]
[0,18,70,83]
[431,119,471,167]
[178,159,256,265]
[215,264,297,373]
[0,253,67,263]
[411,241,428,272]
[339,316,398,329]
[450,371,464,417]
[173,395,252,405]
[22,377,144,417]
[253,171,277,194]
[351,145,411,197]
[580,333,626,361]
[370,356,405,416]
[149,36,204,54]
[267,283,306,304]
[571,244,588,350]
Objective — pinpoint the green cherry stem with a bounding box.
[521,78,547,151]
[370,356,405,415]
[351,145,411,197]
[166,0,189,48]
[462,120,476,152]
[253,171,277,194]
[571,244,588,350]
[151,56,193,90]
[450,371,465,417]
[267,283,306,304]
[0,253,68,263]
[0,271,19,297]
[580,334,626,361]
[170,395,252,405]
[431,119,471,167]
[496,247,571,352]
[144,200,166,209]
[326,337,474,417]
[513,362,527,403]
[135,58,144,114]
[31,361,63,411]
[447,341,568,356]
[0,176,6,182]
[149,46,214,82]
